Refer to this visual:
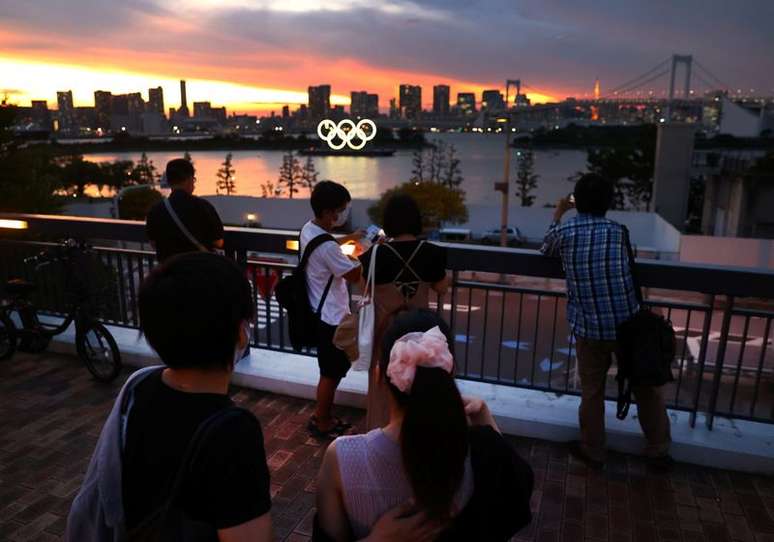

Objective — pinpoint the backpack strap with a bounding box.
[127,406,248,539]
[621,226,644,306]
[616,378,632,420]
[299,232,336,316]
[163,198,209,252]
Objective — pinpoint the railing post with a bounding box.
[689,294,714,428]
[706,295,734,431]
[448,270,459,335]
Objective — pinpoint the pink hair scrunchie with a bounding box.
[386,326,454,393]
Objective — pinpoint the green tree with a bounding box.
[301,155,318,190]
[58,154,103,196]
[216,152,237,195]
[130,152,159,185]
[0,147,63,213]
[117,186,164,220]
[277,151,301,198]
[260,180,280,198]
[98,160,134,191]
[441,143,464,188]
[410,149,426,183]
[368,182,468,230]
[578,134,655,211]
[427,140,446,183]
[514,149,539,206]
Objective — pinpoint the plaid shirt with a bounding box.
[541,213,639,341]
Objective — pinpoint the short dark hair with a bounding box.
[383,194,422,237]
[139,253,254,370]
[166,158,195,185]
[574,173,614,216]
[310,180,351,218]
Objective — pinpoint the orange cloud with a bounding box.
[0,24,561,115]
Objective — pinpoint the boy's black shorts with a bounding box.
[316,319,351,381]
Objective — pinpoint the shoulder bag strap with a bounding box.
[622,226,644,305]
[164,198,208,252]
[127,406,247,538]
[363,243,378,304]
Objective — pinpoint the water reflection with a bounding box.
[84,134,587,205]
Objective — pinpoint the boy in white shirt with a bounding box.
[301,181,362,436]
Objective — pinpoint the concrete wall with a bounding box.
[652,123,695,230]
[680,235,774,269]
[719,97,763,138]
[202,195,681,255]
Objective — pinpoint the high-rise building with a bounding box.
[308,85,331,119]
[350,91,367,117]
[389,98,399,119]
[178,80,189,118]
[56,90,75,133]
[148,86,164,116]
[30,100,51,131]
[365,94,379,117]
[193,101,212,118]
[94,91,112,131]
[399,84,422,120]
[282,105,290,118]
[481,90,505,111]
[457,92,476,117]
[433,85,450,116]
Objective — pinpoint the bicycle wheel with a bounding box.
[76,322,122,382]
[0,314,17,361]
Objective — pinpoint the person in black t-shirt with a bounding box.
[124,252,272,540]
[146,158,224,263]
[358,194,449,429]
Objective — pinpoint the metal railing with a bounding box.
[2,213,774,429]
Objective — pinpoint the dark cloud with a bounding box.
[2,0,773,95]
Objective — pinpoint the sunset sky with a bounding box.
[1,0,773,115]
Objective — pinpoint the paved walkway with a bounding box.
[0,352,773,542]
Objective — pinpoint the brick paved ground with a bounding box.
[1,352,773,542]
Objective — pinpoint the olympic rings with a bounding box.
[317,118,377,150]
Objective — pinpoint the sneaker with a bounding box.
[568,440,605,470]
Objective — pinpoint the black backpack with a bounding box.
[615,227,676,420]
[275,233,335,351]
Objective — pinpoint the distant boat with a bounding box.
[299,147,396,157]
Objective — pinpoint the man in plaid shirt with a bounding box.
[542,174,671,468]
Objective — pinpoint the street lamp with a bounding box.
[495,79,521,247]
[245,213,259,228]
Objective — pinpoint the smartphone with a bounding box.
[568,193,576,206]
[365,224,385,243]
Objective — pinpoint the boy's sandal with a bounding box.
[307,415,351,438]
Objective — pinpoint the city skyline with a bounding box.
[2,0,774,115]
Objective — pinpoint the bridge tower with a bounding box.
[666,54,693,120]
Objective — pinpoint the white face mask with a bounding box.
[333,203,351,228]
[233,321,251,367]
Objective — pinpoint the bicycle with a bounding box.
[0,239,122,382]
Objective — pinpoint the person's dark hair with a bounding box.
[165,158,195,186]
[139,252,254,370]
[383,194,422,237]
[573,173,614,216]
[380,309,467,521]
[310,180,351,218]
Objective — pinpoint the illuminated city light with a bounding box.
[0,219,29,230]
[317,118,376,150]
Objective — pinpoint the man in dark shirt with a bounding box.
[124,252,272,539]
[146,158,224,262]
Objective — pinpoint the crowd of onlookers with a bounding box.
[65,158,672,541]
